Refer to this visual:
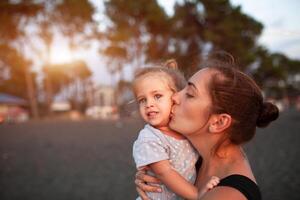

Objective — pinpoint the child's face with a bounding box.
[135,75,174,129]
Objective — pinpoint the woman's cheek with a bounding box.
[181,113,199,134]
[171,105,197,134]
[181,102,208,134]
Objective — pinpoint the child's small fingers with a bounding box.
[207,181,219,189]
[207,183,214,189]
[210,182,216,187]
[211,176,220,181]
[211,182,218,186]
[211,177,220,184]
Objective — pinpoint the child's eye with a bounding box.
[138,98,146,104]
[154,94,162,100]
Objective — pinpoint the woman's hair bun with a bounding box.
[163,59,178,69]
[256,102,279,128]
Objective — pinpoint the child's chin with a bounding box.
[148,121,160,127]
[149,122,158,127]
[151,122,169,128]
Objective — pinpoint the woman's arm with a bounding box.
[200,186,246,200]
[149,160,198,200]
[135,167,162,200]
[135,167,221,200]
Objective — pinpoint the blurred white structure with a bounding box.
[51,102,71,112]
[85,85,119,120]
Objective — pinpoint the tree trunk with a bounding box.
[24,66,39,119]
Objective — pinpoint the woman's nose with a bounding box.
[172,92,180,104]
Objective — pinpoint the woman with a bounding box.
[135,58,279,200]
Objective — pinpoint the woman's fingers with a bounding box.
[135,179,162,193]
[136,171,161,184]
[135,166,161,199]
[136,187,150,200]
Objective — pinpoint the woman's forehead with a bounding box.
[189,68,212,88]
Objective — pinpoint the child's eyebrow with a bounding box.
[151,90,165,94]
[136,95,145,99]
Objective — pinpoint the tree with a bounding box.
[253,47,300,98]
[0,0,98,117]
[0,44,32,98]
[103,0,169,76]
[103,0,263,78]
[0,1,43,118]
[103,0,299,99]
[33,0,96,114]
[44,60,92,111]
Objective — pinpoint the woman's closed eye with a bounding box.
[185,92,194,98]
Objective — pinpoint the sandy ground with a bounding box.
[0,109,299,200]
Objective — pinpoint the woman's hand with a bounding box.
[135,166,162,200]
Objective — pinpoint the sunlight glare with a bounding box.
[49,45,73,64]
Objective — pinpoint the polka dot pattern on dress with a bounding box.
[133,124,199,200]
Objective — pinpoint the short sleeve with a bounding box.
[133,140,169,168]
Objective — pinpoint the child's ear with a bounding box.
[164,59,178,70]
[208,114,232,133]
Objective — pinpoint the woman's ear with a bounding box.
[208,114,232,133]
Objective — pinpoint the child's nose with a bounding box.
[146,99,154,108]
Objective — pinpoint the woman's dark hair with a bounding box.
[203,53,279,145]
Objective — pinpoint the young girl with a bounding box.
[132,60,219,200]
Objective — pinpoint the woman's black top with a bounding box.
[217,174,262,200]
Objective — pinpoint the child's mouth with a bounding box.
[147,111,158,117]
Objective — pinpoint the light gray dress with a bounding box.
[133,124,199,200]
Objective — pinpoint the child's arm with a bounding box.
[149,160,198,200]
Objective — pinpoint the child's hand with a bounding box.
[198,176,220,199]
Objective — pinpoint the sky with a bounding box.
[158,0,300,59]
[48,0,300,85]
[230,0,300,59]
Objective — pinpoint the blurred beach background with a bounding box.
[0,110,299,200]
[0,0,299,199]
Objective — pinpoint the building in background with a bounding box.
[85,85,119,120]
[0,93,29,123]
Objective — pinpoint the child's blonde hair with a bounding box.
[132,59,186,94]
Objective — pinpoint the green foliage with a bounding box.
[51,0,96,40]
[0,44,33,98]
[104,0,169,65]
[103,0,264,77]
[0,0,96,100]
[0,0,299,103]
[44,60,91,95]
[103,0,300,95]
[0,1,42,98]
[0,0,42,41]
